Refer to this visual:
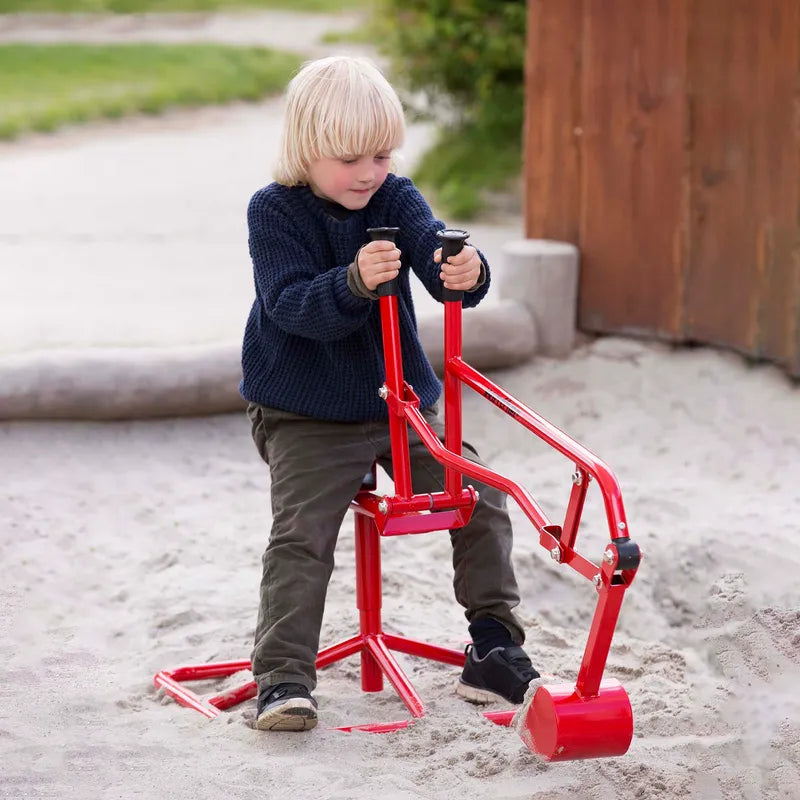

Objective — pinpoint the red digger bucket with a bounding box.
[520,680,633,761]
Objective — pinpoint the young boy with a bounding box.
[240,55,538,731]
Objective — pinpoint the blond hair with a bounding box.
[274,56,405,186]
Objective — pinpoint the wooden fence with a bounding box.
[524,0,800,376]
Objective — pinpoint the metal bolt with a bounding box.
[603,549,615,565]
[378,499,388,514]
[617,521,626,532]
[473,490,480,502]
[550,546,561,563]
[378,385,388,399]
[571,470,582,486]
[592,573,602,587]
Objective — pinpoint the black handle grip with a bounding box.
[436,228,470,302]
[365,227,400,297]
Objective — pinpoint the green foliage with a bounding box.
[414,106,521,220]
[0,43,300,139]
[320,24,375,46]
[0,0,368,11]
[376,0,526,218]
[377,0,525,120]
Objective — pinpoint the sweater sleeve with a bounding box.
[247,191,373,341]
[389,178,490,309]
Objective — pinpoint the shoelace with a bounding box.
[266,683,305,703]
[505,650,539,680]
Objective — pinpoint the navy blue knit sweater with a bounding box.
[239,174,490,421]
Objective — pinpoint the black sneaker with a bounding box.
[255,682,318,731]
[457,644,539,705]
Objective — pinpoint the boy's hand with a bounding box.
[357,240,402,291]
[434,244,482,291]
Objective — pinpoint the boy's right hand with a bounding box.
[357,240,402,291]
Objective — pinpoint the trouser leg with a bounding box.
[376,407,525,644]
[248,405,375,692]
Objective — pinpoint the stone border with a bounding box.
[0,343,244,420]
[0,302,535,421]
[0,241,577,420]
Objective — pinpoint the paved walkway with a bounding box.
[0,10,521,360]
[0,10,365,54]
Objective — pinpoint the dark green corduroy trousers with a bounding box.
[247,402,524,693]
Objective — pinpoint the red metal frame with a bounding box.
[155,268,640,759]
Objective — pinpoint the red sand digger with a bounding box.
[154,228,642,761]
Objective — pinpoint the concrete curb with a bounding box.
[0,343,244,420]
[0,302,537,421]
[500,240,580,358]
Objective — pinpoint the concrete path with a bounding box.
[0,101,520,356]
[0,9,524,417]
[0,10,367,55]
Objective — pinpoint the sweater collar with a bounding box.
[296,185,363,226]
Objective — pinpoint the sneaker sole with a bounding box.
[255,699,318,732]
[456,679,509,705]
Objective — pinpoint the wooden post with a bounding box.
[524,0,583,244]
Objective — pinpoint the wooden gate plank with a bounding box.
[751,1,800,373]
[685,0,799,373]
[578,0,688,337]
[524,0,584,243]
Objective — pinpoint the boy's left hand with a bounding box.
[434,245,482,291]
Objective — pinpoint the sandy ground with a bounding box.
[2,337,799,799]
[2,9,799,800]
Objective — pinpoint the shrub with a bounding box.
[376,0,526,217]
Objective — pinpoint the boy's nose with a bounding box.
[356,164,374,184]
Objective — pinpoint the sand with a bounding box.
[2,336,799,799]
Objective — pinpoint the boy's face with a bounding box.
[307,152,392,210]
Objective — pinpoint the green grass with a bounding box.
[320,24,373,45]
[0,43,301,139]
[0,0,369,11]
[413,116,522,220]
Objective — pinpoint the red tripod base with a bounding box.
[153,636,468,733]
[154,660,256,720]
[153,634,467,732]
[310,505,472,729]
[317,631,466,721]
